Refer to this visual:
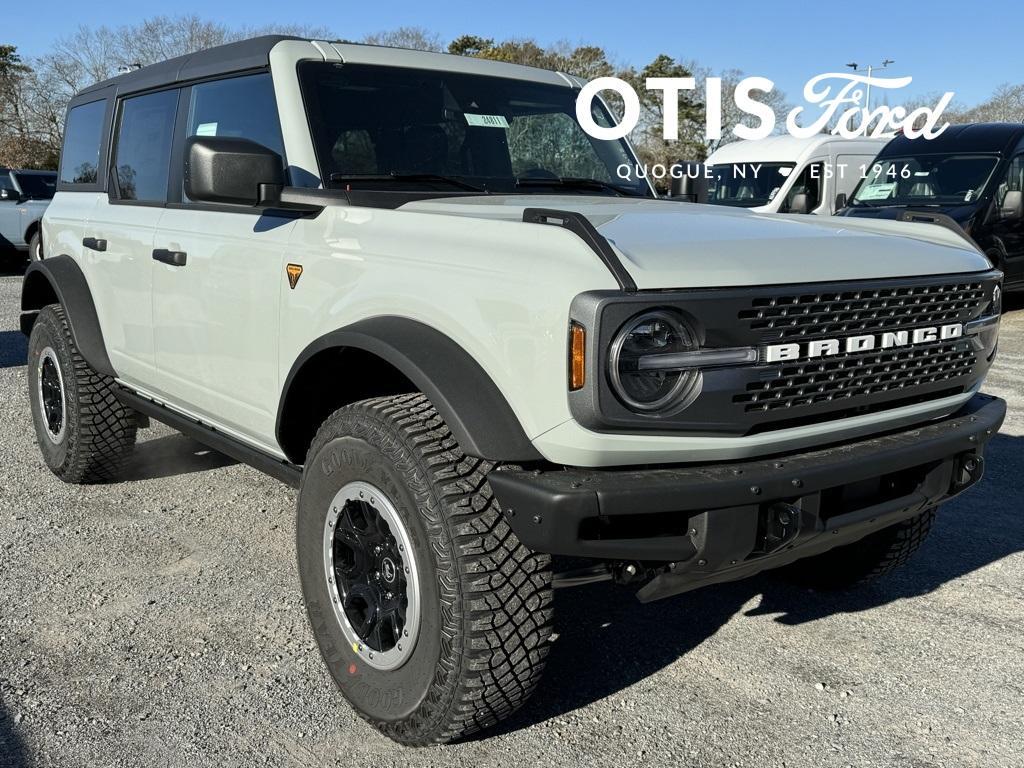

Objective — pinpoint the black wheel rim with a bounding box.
[332,499,409,652]
[323,481,421,670]
[37,347,66,443]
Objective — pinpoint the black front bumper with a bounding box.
[489,394,1006,601]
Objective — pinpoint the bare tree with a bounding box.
[362,26,443,52]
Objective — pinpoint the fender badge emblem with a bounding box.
[286,263,303,289]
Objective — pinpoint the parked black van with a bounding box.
[839,123,1024,289]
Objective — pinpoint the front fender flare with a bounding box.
[278,317,541,463]
[20,255,116,377]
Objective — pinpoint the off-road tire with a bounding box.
[29,231,43,261]
[784,508,936,590]
[297,393,553,745]
[27,304,137,483]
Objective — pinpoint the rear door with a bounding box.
[151,73,294,449]
[86,87,179,388]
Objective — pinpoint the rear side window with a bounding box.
[185,73,284,156]
[113,89,179,202]
[60,100,107,185]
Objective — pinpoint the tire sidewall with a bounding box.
[29,231,43,262]
[27,309,80,474]
[297,428,454,725]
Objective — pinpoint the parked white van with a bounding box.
[703,135,887,214]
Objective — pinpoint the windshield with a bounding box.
[706,163,796,207]
[298,62,651,198]
[850,154,999,207]
[12,172,57,200]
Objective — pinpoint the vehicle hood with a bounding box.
[400,195,991,289]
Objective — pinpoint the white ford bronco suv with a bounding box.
[21,36,1006,745]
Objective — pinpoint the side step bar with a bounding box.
[116,388,303,488]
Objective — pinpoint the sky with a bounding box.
[5,0,1021,108]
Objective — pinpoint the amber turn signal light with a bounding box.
[569,323,586,391]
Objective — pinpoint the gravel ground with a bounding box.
[1,263,1022,768]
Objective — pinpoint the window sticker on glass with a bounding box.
[195,122,218,137]
[859,182,896,201]
[464,113,509,128]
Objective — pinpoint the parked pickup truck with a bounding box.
[20,36,1006,745]
[0,168,56,261]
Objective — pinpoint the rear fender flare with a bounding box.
[20,255,115,377]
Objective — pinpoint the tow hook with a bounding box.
[754,502,801,556]
[952,452,984,491]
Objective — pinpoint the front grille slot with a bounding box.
[735,340,976,413]
[738,282,985,342]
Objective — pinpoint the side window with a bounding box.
[113,89,178,202]
[59,100,107,185]
[996,155,1024,206]
[0,171,13,192]
[783,162,823,212]
[186,73,284,156]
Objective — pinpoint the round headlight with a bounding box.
[608,310,700,413]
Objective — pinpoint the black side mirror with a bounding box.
[185,136,285,206]
[788,192,811,214]
[834,192,848,212]
[1000,189,1023,221]
[669,162,709,203]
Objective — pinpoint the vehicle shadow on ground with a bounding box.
[0,330,27,369]
[121,433,238,481]
[0,256,27,279]
[0,698,29,768]
[494,432,1024,734]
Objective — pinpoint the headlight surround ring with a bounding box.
[607,310,703,414]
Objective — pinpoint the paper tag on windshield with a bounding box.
[859,182,896,201]
[465,113,509,128]
[195,122,218,137]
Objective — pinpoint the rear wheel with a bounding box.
[27,305,137,483]
[783,508,936,590]
[28,231,43,261]
[297,393,553,745]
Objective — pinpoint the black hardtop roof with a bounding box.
[878,122,1024,157]
[72,34,303,103]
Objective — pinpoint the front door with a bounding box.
[150,72,293,450]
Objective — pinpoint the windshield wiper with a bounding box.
[329,172,486,192]
[514,176,643,197]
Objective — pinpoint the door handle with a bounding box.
[152,248,187,267]
[82,237,107,252]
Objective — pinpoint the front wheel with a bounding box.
[297,394,553,745]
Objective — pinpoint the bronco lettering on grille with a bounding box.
[764,323,964,363]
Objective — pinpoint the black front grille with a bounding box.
[738,282,986,342]
[735,339,976,413]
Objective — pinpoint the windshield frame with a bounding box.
[296,61,655,202]
[706,161,798,208]
[848,152,1002,209]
